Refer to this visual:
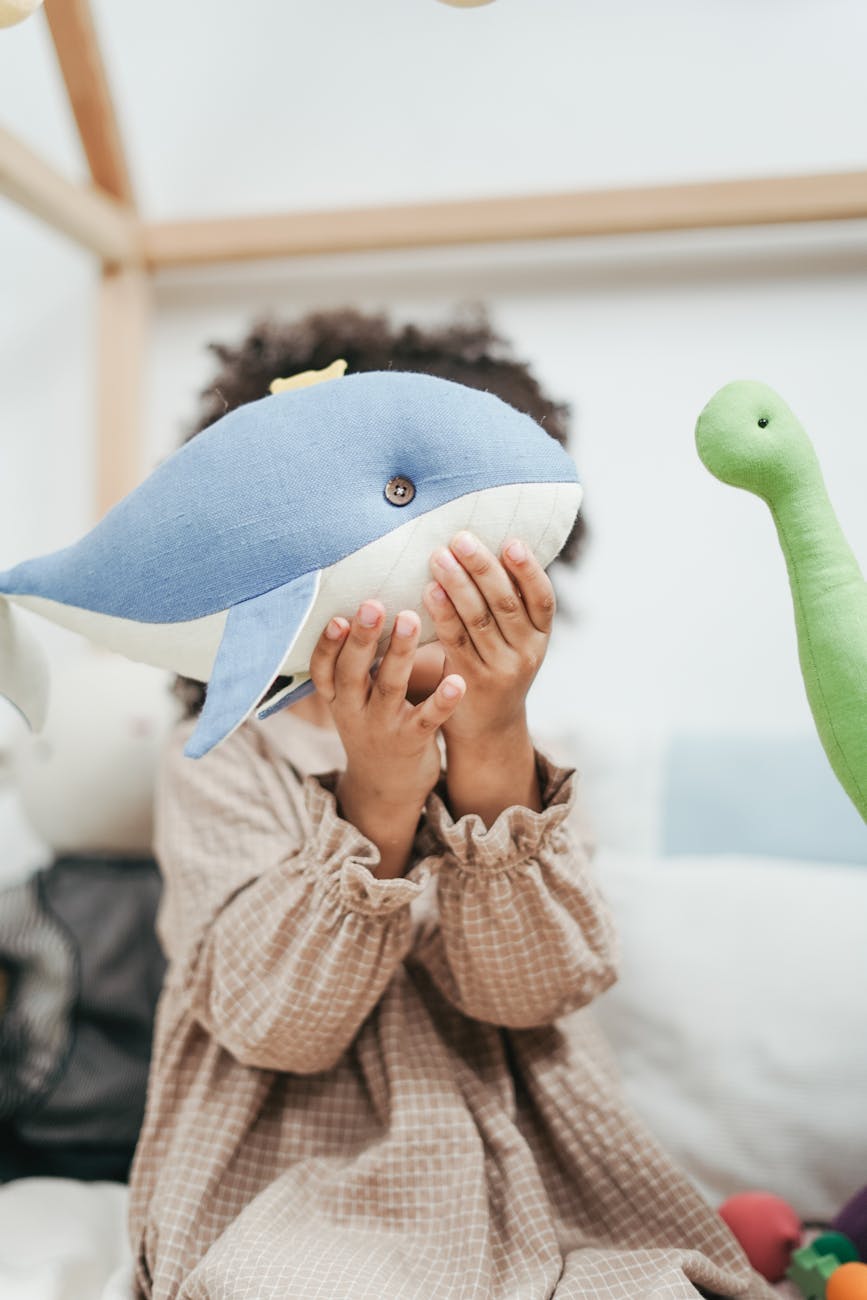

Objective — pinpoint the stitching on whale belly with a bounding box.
[371,513,425,602]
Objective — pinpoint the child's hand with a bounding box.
[309,600,466,809]
[421,532,555,746]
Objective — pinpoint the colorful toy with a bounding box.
[718,1191,802,1282]
[814,1235,862,1266]
[833,1186,867,1261]
[719,1183,867,1298]
[788,1245,846,1299]
[827,1262,867,1300]
[0,367,581,759]
[695,381,867,823]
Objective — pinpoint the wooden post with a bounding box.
[96,265,150,521]
[0,126,139,263]
[43,0,148,522]
[43,0,135,204]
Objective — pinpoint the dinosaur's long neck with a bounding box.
[768,463,867,822]
[770,468,863,611]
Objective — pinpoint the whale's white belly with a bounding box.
[10,481,581,689]
[303,480,580,667]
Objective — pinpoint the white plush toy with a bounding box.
[0,648,183,862]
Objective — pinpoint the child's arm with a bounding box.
[408,737,620,1028]
[405,531,619,1027]
[307,595,469,882]
[156,597,467,1077]
[153,717,435,1076]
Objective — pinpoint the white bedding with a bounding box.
[0,1176,802,1299]
[0,1178,134,1300]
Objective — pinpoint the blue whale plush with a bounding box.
[0,369,582,759]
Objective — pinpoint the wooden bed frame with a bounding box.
[2,0,866,521]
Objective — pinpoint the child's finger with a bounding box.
[422,580,483,671]
[500,540,557,634]
[447,530,535,647]
[334,601,386,709]
[367,610,420,721]
[412,673,466,733]
[429,545,496,662]
[308,616,349,700]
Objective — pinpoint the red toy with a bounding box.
[718,1192,802,1282]
[719,1182,867,1296]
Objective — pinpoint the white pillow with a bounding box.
[589,847,867,1221]
[535,724,867,864]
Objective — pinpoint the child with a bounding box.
[127,309,775,1299]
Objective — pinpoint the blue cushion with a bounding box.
[662,731,867,865]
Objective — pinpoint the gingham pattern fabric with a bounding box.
[127,708,775,1300]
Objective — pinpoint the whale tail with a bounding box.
[0,595,50,733]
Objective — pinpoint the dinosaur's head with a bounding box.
[695,380,816,502]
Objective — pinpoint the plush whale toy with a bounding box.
[0,367,582,759]
[695,379,867,823]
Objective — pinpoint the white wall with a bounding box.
[2,0,866,746]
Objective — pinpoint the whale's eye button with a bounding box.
[385,475,416,506]
[757,417,769,428]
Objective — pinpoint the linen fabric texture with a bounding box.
[0,372,581,757]
[127,708,775,1300]
[0,373,578,622]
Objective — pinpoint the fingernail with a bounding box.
[435,548,459,571]
[396,613,416,637]
[506,540,527,563]
[453,531,477,557]
[441,680,461,699]
[359,602,380,627]
[325,619,343,640]
[427,581,448,604]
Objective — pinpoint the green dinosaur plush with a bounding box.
[695,380,867,825]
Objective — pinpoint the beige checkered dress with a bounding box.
[127,707,775,1300]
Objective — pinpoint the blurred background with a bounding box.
[0,4,866,1286]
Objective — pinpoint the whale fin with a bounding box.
[0,595,50,733]
[184,571,321,759]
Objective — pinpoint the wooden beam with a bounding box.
[143,169,867,268]
[96,265,150,520]
[0,126,140,263]
[43,0,134,205]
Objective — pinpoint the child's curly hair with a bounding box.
[173,305,587,718]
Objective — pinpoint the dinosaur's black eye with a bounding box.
[757,417,769,428]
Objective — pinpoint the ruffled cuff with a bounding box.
[416,745,578,874]
[303,770,435,918]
